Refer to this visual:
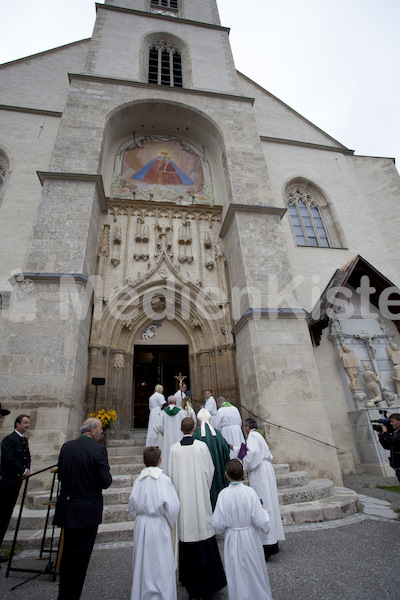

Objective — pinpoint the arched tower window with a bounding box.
[148,41,182,87]
[287,187,330,247]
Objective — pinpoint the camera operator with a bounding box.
[377,413,400,483]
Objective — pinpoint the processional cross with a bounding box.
[174,372,189,415]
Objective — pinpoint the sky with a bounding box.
[1,0,399,166]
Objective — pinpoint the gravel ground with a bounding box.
[1,472,399,600]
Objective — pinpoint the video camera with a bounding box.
[371,409,393,433]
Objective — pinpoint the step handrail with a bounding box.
[5,463,58,585]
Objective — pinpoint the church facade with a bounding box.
[1,0,399,484]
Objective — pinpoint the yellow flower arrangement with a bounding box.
[88,409,117,432]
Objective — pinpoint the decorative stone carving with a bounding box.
[178,220,193,263]
[351,388,367,410]
[362,363,382,407]
[215,242,224,260]
[89,344,108,356]
[113,226,122,244]
[378,319,391,335]
[382,386,398,407]
[338,344,361,390]
[134,217,149,261]
[111,225,122,266]
[122,319,134,330]
[155,223,173,259]
[139,321,162,341]
[204,230,214,270]
[151,296,166,313]
[355,331,378,359]
[114,352,125,368]
[329,319,342,335]
[386,340,400,393]
[98,225,110,256]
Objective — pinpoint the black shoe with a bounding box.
[0,556,8,563]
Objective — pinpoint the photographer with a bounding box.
[377,413,400,483]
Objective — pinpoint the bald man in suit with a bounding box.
[54,418,112,600]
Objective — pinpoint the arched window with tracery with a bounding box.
[148,41,182,87]
[287,187,331,247]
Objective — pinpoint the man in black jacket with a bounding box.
[378,413,400,483]
[0,414,31,560]
[54,418,112,600]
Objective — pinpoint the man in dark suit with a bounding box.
[54,418,112,600]
[0,414,31,562]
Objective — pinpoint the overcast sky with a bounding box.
[1,0,399,166]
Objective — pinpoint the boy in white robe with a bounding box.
[243,418,285,560]
[169,417,227,599]
[212,459,273,600]
[128,446,180,600]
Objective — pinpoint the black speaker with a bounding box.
[92,377,105,386]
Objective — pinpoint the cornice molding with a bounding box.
[95,3,230,33]
[0,104,62,118]
[260,135,354,155]
[220,204,287,238]
[11,273,89,285]
[232,307,307,336]
[67,73,254,105]
[36,172,107,210]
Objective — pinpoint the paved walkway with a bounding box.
[1,473,399,600]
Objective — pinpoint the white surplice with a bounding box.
[173,389,185,408]
[212,482,273,600]
[128,466,180,600]
[242,430,285,544]
[204,396,218,428]
[214,404,245,458]
[168,438,215,542]
[146,391,165,446]
[155,406,187,476]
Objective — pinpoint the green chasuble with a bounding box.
[193,423,230,509]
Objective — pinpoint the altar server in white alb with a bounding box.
[204,389,218,428]
[169,417,227,599]
[212,459,273,600]
[146,384,165,446]
[243,418,285,560]
[128,446,180,600]
[154,396,186,476]
[155,396,196,475]
[214,397,245,458]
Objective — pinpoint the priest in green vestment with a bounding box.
[193,408,230,509]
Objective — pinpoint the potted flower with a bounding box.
[88,409,117,444]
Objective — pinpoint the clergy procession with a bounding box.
[127,377,283,600]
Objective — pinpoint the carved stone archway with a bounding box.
[86,254,238,435]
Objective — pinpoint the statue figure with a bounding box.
[382,386,398,408]
[351,388,367,410]
[355,331,378,359]
[362,363,382,407]
[338,344,361,390]
[386,340,400,393]
[330,319,342,335]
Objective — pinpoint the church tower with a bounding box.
[3,0,373,485]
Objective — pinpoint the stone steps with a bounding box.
[4,432,360,550]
